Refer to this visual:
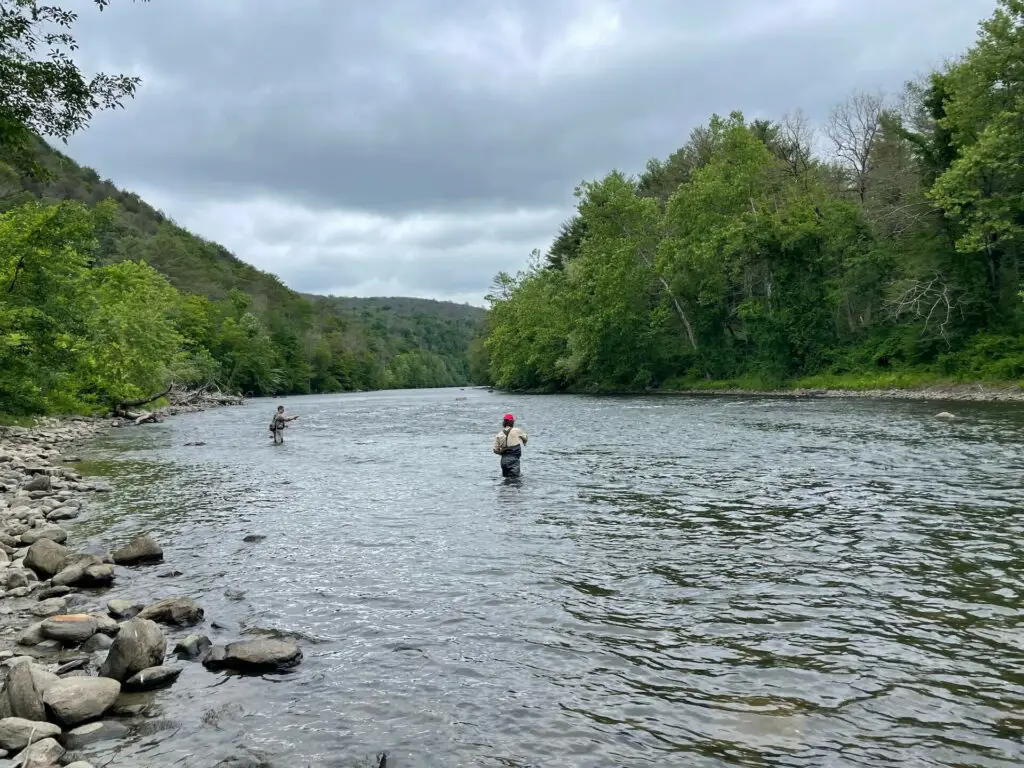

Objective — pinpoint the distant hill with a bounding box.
[0,135,485,394]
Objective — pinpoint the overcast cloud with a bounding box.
[65,0,996,306]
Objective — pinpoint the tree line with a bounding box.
[0,1,483,414]
[479,1,1024,392]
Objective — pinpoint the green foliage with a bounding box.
[484,6,1024,391]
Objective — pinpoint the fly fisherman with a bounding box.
[493,413,527,477]
[269,404,299,444]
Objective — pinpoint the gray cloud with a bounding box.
[64,0,997,303]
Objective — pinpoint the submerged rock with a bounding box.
[111,535,163,566]
[62,720,130,750]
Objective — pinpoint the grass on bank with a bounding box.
[659,370,1024,393]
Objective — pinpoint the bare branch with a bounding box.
[825,90,885,202]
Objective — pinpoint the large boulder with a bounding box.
[5,660,44,721]
[98,618,165,682]
[111,535,163,566]
[0,716,62,751]
[202,638,302,674]
[137,597,203,627]
[42,677,121,727]
[39,615,98,645]
[23,540,67,578]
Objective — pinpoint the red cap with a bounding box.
[503,413,514,422]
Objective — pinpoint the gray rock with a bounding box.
[33,586,71,601]
[28,598,66,618]
[14,624,44,648]
[39,615,98,645]
[61,720,129,750]
[86,614,118,637]
[19,526,66,547]
[242,535,266,544]
[111,535,162,566]
[50,561,112,589]
[173,634,211,660]
[98,618,165,682]
[22,541,67,579]
[11,736,63,766]
[4,573,27,591]
[80,634,112,653]
[202,639,302,674]
[0,718,61,751]
[5,662,44,722]
[19,476,50,493]
[106,600,142,620]
[43,509,76,522]
[26,667,58,699]
[123,665,181,692]
[64,763,97,768]
[80,565,114,587]
[41,677,121,727]
[137,597,203,627]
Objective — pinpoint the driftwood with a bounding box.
[113,383,246,426]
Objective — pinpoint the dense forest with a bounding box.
[0,1,483,414]
[481,1,1024,392]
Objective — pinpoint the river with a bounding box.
[68,387,1024,767]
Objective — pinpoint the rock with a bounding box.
[87,614,118,636]
[28,598,66,618]
[4,573,27,591]
[137,597,203,627]
[51,561,112,589]
[111,535,162,566]
[33,586,72,600]
[123,666,181,692]
[5,662,44,722]
[19,526,66,547]
[224,589,245,601]
[53,659,87,676]
[64,763,97,768]
[61,720,129,750]
[43,509,76,522]
[106,600,142,620]
[156,570,182,579]
[202,639,302,674]
[0,718,62,751]
[936,411,956,419]
[242,535,266,544]
[39,615,98,645]
[14,624,44,648]
[42,677,120,727]
[22,541,67,579]
[81,634,112,653]
[19,476,50,493]
[173,634,211,660]
[98,618,165,682]
[26,667,58,699]
[11,736,62,766]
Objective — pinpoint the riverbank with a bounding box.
[0,405,305,767]
[659,381,1024,402]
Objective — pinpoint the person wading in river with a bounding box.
[269,405,299,444]
[493,413,527,477]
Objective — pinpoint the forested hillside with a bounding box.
[482,1,1024,392]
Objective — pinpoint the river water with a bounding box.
[68,388,1024,767]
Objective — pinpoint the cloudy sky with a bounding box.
[66,0,996,306]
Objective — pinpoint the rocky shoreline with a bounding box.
[663,382,1024,402]
[0,411,301,768]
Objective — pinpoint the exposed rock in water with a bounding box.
[173,634,211,661]
[202,639,302,674]
[242,535,266,544]
[39,615,98,645]
[23,540,68,579]
[123,665,182,692]
[936,411,956,419]
[137,597,203,627]
[81,634,112,653]
[0,717,61,751]
[42,677,121,727]
[98,618,165,682]
[51,561,114,589]
[111,535,163,566]
[106,599,143,620]
[33,586,73,601]
[62,719,130,750]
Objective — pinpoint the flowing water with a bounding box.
[67,388,1024,767]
